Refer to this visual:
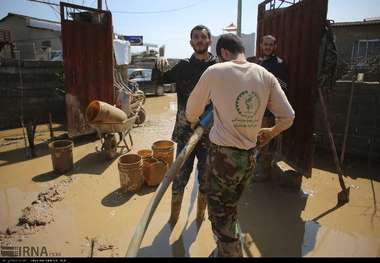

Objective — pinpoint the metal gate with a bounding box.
[60,2,114,138]
[257,0,328,177]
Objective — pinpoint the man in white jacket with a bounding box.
[186,33,295,257]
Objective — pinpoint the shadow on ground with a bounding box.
[239,180,308,257]
[101,185,156,208]
[138,219,202,257]
[0,132,98,167]
[32,151,117,183]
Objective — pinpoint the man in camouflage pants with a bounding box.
[186,34,295,257]
[155,25,217,225]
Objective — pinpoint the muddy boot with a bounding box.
[196,192,207,225]
[169,192,183,225]
[217,240,243,257]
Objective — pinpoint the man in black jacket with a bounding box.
[154,25,217,225]
[253,35,289,181]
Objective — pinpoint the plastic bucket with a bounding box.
[137,149,153,160]
[152,140,174,167]
[142,157,167,187]
[86,100,127,123]
[118,154,143,193]
[49,140,74,174]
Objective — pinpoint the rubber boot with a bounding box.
[217,240,243,257]
[196,192,207,225]
[169,192,183,225]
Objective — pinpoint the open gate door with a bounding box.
[257,0,328,177]
[60,2,114,138]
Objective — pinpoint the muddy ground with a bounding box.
[0,94,379,257]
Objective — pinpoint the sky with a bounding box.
[1,0,380,58]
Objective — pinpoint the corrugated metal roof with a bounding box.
[28,18,61,31]
[332,20,380,27]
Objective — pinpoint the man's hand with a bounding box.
[156,57,170,73]
[190,122,197,130]
[257,128,276,147]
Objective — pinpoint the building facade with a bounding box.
[331,19,380,74]
[0,13,61,60]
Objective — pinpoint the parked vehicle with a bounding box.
[128,68,164,96]
[128,68,176,96]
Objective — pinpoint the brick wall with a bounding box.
[314,80,380,160]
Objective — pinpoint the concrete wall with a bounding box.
[0,60,65,130]
[314,80,380,160]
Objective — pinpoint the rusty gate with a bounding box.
[60,2,114,138]
[257,0,328,177]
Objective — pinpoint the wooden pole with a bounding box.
[98,0,102,10]
[48,112,54,139]
[318,87,349,199]
[340,76,355,165]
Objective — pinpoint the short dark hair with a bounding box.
[190,25,211,39]
[216,33,245,57]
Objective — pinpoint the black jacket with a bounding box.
[259,55,289,118]
[259,55,288,93]
[154,53,217,145]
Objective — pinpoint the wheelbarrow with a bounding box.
[89,113,138,159]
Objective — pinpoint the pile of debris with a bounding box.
[0,177,74,243]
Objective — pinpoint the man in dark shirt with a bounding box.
[253,35,289,182]
[154,25,217,225]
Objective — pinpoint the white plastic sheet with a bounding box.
[113,39,131,65]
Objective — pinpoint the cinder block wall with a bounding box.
[314,80,380,159]
[0,60,65,130]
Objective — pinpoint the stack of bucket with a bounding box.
[118,140,174,193]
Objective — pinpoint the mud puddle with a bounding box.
[0,94,379,257]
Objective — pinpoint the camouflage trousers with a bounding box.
[205,143,257,257]
[172,142,209,195]
[254,116,279,179]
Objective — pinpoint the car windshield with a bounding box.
[128,69,152,80]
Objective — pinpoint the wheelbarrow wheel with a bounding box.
[104,134,118,159]
[135,107,146,125]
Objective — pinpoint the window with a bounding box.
[142,69,152,80]
[351,39,380,65]
[41,40,52,48]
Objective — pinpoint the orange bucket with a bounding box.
[151,140,174,167]
[118,154,143,193]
